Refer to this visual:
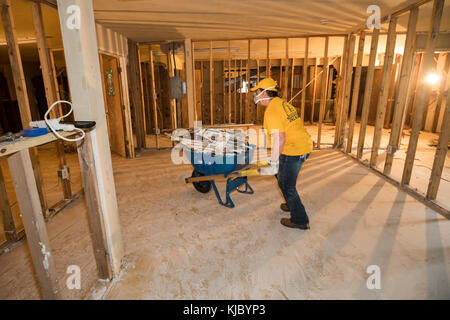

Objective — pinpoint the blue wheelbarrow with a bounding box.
[184,144,266,208]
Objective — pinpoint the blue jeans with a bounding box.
[277,153,310,225]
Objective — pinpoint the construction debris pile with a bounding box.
[171,128,252,155]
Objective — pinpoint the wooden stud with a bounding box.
[127,40,146,149]
[137,46,148,134]
[1,0,47,213]
[223,62,226,123]
[301,37,309,120]
[334,36,349,146]
[337,34,356,148]
[0,167,17,241]
[57,0,123,276]
[239,59,243,124]
[284,39,290,99]
[318,37,329,148]
[199,60,203,123]
[384,8,419,174]
[76,133,112,279]
[400,53,420,135]
[310,57,318,124]
[290,58,295,101]
[267,39,271,78]
[149,48,160,148]
[357,28,380,159]
[346,32,366,154]
[256,59,260,122]
[370,17,398,167]
[209,41,214,125]
[167,48,178,128]
[185,39,196,128]
[280,59,284,89]
[426,81,450,199]
[384,54,402,129]
[233,59,237,123]
[246,40,250,123]
[8,149,61,299]
[402,0,444,185]
[31,1,72,199]
[0,0,32,125]
[432,53,450,132]
[228,41,231,124]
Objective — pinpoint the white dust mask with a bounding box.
[254,86,276,104]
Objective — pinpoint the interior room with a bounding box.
[0,0,449,300]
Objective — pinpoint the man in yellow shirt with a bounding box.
[252,78,313,230]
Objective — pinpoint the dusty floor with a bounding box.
[0,124,449,299]
[102,148,450,299]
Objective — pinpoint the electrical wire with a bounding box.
[44,100,85,142]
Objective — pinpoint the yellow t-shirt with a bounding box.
[263,97,313,156]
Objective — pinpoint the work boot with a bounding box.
[280,203,290,212]
[280,218,309,230]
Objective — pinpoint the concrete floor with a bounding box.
[0,126,449,299]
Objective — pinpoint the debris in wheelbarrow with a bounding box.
[171,127,252,155]
[171,128,268,208]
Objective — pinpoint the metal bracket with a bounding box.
[57,165,70,180]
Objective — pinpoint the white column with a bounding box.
[56,0,123,277]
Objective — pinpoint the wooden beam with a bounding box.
[209,41,214,125]
[166,48,177,128]
[223,63,226,123]
[283,39,290,99]
[352,0,432,34]
[8,149,61,299]
[290,58,295,100]
[137,46,148,134]
[357,28,380,159]
[185,39,196,128]
[432,53,450,132]
[310,57,318,124]
[239,59,243,124]
[245,40,250,123]
[57,0,123,276]
[318,37,329,148]
[1,0,47,213]
[426,82,450,199]
[227,41,231,124]
[256,58,260,122]
[402,0,444,185]
[0,0,32,125]
[31,0,72,199]
[266,39,270,78]
[384,8,419,174]
[337,34,356,148]
[149,48,160,148]
[76,133,112,279]
[127,40,146,149]
[233,59,237,123]
[370,17,398,167]
[301,37,309,120]
[0,167,16,241]
[383,54,402,129]
[346,32,366,154]
[334,37,347,147]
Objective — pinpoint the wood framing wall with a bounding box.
[335,0,450,217]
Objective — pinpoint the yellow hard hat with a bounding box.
[251,78,278,92]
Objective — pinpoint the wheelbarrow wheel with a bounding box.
[192,170,212,193]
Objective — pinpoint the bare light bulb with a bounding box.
[426,73,440,85]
